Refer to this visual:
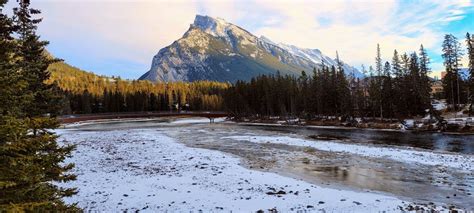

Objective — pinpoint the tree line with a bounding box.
[47,63,229,114]
[442,33,474,113]
[224,37,474,120]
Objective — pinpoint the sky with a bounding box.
[4,0,474,79]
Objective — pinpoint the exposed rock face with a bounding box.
[139,15,362,82]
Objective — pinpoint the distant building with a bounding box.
[441,71,447,79]
[439,68,469,80]
[430,80,443,95]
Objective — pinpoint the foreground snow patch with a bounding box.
[57,129,404,212]
[223,135,474,172]
[171,117,226,124]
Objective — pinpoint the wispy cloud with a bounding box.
[247,0,473,73]
[5,0,473,78]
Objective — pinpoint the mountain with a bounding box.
[139,15,362,82]
[48,60,113,84]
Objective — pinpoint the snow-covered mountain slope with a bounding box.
[139,15,362,82]
[275,42,362,78]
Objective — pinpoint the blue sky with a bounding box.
[4,0,474,79]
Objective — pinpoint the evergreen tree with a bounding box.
[408,52,421,115]
[0,0,77,211]
[382,61,394,118]
[298,70,309,116]
[0,0,26,116]
[418,45,432,114]
[367,65,379,118]
[391,50,404,117]
[442,34,464,110]
[375,44,383,77]
[466,32,474,114]
[335,52,352,116]
[374,44,383,118]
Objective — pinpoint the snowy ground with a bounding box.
[170,117,226,124]
[56,127,410,212]
[223,135,474,172]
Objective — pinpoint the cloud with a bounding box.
[5,0,472,78]
[4,0,201,77]
[249,0,472,72]
[35,1,199,63]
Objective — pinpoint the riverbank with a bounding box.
[59,111,227,124]
[56,126,407,212]
[57,118,473,211]
[230,116,474,134]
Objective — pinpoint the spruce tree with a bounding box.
[0,0,23,115]
[408,52,421,115]
[467,32,474,115]
[335,52,352,117]
[442,34,464,110]
[0,0,77,211]
[391,50,404,117]
[418,45,432,114]
[367,65,379,118]
[374,44,383,118]
[382,61,394,118]
[400,53,411,116]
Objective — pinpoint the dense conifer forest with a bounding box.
[224,45,436,120]
[47,62,229,114]
[223,35,474,120]
[46,32,474,120]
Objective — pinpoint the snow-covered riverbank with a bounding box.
[56,127,409,212]
[223,135,474,172]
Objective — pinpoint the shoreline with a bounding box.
[60,115,474,135]
[57,127,413,212]
[57,117,473,211]
[234,121,474,135]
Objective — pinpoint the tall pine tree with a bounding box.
[0,0,77,211]
[418,45,432,115]
[467,32,474,115]
[374,44,383,118]
[442,34,464,110]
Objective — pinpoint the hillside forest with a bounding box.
[50,33,474,121]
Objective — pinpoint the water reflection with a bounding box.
[292,159,474,209]
[255,125,474,154]
[66,119,474,209]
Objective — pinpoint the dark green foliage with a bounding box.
[46,58,229,113]
[224,45,433,120]
[224,64,355,118]
[467,32,474,114]
[442,34,465,110]
[0,0,78,211]
[418,45,433,113]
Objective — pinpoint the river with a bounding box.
[64,117,474,210]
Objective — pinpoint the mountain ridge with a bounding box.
[139,15,362,82]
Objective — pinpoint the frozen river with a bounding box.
[57,117,474,211]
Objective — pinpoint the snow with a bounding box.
[192,15,256,47]
[56,127,407,212]
[259,36,278,46]
[170,117,226,124]
[446,117,474,125]
[403,119,415,128]
[275,43,364,78]
[223,135,474,172]
[432,100,447,111]
[144,14,366,83]
[193,15,229,38]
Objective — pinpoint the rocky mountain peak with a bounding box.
[192,15,231,38]
[139,15,363,82]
